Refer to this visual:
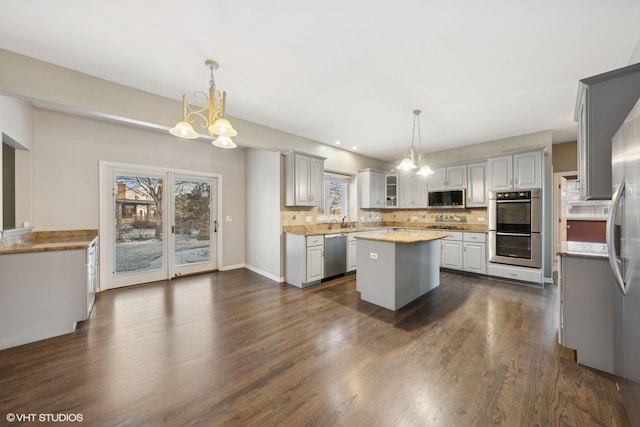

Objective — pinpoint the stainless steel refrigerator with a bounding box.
[608,97,640,426]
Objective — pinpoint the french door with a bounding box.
[99,162,220,290]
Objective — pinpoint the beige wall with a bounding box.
[34,109,246,268]
[0,95,35,230]
[0,49,388,282]
[245,148,282,280]
[552,141,577,173]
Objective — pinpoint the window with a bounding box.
[321,172,350,219]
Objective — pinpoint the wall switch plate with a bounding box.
[305,216,313,223]
[370,252,378,260]
[226,216,233,222]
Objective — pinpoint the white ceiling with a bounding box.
[1,1,639,161]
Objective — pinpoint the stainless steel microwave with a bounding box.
[428,189,466,209]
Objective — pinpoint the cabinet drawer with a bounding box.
[463,232,486,243]
[442,231,463,241]
[306,235,324,247]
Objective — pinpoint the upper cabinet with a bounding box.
[466,161,487,207]
[575,63,640,200]
[385,173,399,208]
[488,151,541,190]
[399,172,428,208]
[284,151,325,207]
[358,169,385,209]
[428,165,467,191]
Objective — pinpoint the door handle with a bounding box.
[214,220,218,233]
[171,225,175,233]
[606,178,626,295]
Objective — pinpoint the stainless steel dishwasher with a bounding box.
[324,233,347,279]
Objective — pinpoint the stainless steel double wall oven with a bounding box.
[488,188,542,268]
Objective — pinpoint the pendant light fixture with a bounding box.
[169,59,238,148]
[397,110,433,175]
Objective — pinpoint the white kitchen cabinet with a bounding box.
[488,150,541,190]
[347,239,358,272]
[441,232,463,270]
[429,165,467,191]
[285,233,324,287]
[513,151,541,189]
[306,245,324,282]
[385,173,398,208]
[284,151,325,207]
[462,232,486,274]
[358,169,385,209]
[399,172,428,208]
[86,237,99,315]
[466,162,487,207]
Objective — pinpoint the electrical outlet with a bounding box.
[305,216,313,223]
[292,215,297,220]
[226,216,233,222]
[477,216,485,222]
[369,252,378,260]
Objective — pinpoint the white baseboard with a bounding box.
[218,263,245,271]
[244,264,284,283]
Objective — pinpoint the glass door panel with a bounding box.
[114,174,164,275]
[172,175,217,276]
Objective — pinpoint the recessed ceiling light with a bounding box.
[335,140,341,145]
[352,146,357,150]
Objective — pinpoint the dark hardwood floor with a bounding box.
[0,269,629,426]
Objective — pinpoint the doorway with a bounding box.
[552,171,579,278]
[99,162,221,290]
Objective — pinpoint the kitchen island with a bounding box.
[356,231,449,311]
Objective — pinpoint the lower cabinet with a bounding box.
[441,232,487,274]
[441,232,463,270]
[285,233,324,288]
[306,244,324,282]
[463,233,486,274]
[347,238,358,272]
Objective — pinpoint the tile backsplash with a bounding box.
[282,206,488,228]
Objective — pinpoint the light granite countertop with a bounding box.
[284,223,487,236]
[0,230,98,255]
[557,241,608,260]
[356,231,450,243]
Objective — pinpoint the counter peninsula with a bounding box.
[356,231,449,311]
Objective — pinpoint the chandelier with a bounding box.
[397,109,433,175]
[169,59,238,149]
